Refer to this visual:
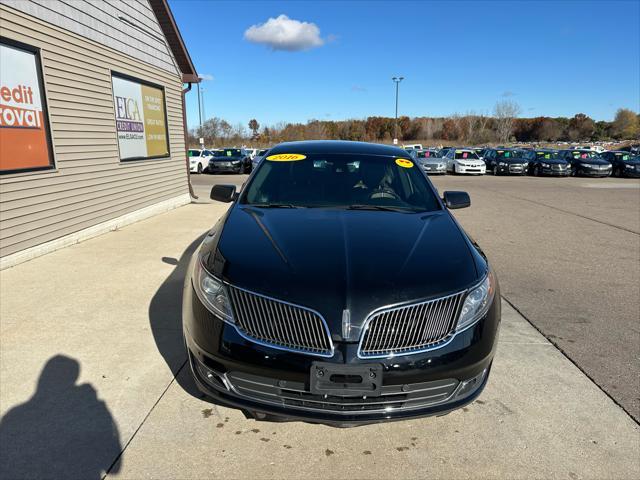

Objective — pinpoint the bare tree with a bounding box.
[494,100,521,143]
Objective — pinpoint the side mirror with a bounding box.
[210,184,237,203]
[443,191,470,209]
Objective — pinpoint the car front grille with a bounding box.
[225,371,460,415]
[228,286,333,357]
[359,292,466,358]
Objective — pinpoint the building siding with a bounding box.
[0,4,190,258]
[1,0,179,74]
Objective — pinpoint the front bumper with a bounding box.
[575,166,611,177]
[208,162,242,173]
[495,164,527,175]
[421,164,446,175]
[539,166,570,176]
[621,167,640,178]
[183,282,500,426]
[455,164,486,175]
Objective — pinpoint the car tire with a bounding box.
[493,166,499,176]
[534,165,541,176]
[197,163,203,174]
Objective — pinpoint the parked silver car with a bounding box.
[414,148,446,174]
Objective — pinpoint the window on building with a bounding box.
[111,72,169,161]
[0,38,54,174]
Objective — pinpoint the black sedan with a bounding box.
[483,148,528,175]
[600,151,640,178]
[183,140,500,426]
[522,149,570,176]
[208,148,252,174]
[559,149,612,177]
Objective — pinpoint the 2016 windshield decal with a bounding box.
[266,153,307,161]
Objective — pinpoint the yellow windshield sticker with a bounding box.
[395,158,414,168]
[455,150,462,153]
[266,153,307,161]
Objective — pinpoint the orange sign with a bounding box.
[0,41,52,173]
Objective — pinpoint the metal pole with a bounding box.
[201,88,206,123]
[392,76,403,145]
[394,81,399,142]
[197,83,202,138]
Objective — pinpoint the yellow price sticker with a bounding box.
[395,158,414,168]
[266,153,307,161]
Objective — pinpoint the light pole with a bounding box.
[392,76,404,145]
[197,82,203,143]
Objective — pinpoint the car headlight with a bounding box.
[192,258,234,323]
[456,271,495,331]
[541,162,550,168]
[499,162,506,166]
[625,164,634,169]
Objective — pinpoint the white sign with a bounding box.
[111,75,168,160]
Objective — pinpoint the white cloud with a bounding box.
[199,73,214,81]
[244,14,324,51]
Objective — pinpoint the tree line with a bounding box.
[188,103,639,148]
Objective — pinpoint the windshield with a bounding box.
[188,149,201,157]
[242,154,441,212]
[613,152,632,161]
[215,149,243,157]
[535,151,560,160]
[571,150,598,159]
[495,150,517,159]
[454,150,478,160]
[416,150,440,158]
[258,149,268,155]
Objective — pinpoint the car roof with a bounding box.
[267,140,411,157]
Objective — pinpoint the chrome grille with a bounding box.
[226,371,460,415]
[228,286,333,357]
[359,292,465,358]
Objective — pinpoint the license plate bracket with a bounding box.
[310,362,383,397]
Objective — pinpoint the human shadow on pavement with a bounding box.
[149,233,209,400]
[0,355,121,480]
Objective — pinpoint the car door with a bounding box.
[446,150,455,171]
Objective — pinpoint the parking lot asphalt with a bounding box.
[1,199,638,479]
[192,172,640,421]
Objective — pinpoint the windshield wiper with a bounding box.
[248,203,304,209]
[346,204,415,213]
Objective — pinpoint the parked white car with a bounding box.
[251,148,269,170]
[244,148,259,159]
[188,149,213,174]
[444,148,486,175]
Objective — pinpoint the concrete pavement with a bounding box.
[1,199,639,479]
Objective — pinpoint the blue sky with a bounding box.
[169,0,640,129]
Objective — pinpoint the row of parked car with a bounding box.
[188,147,269,174]
[407,146,640,178]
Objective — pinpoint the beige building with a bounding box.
[0,0,198,269]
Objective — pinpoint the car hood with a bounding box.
[620,159,640,166]
[496,158,526,164]
[574,158,610,165]
[455,159,484,165]
[212,156,242,161]
[536,158,567,165]
[421,158,445,164]
[206,206,482,340]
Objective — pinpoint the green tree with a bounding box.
[611,108,639,139]
[248,119,260,139]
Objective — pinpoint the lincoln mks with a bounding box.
[183,141,500,426]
